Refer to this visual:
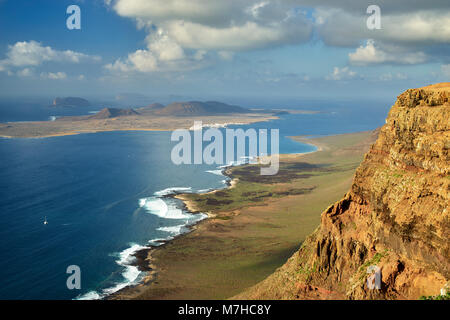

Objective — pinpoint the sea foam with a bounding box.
[157,224,188,234]
[76,243,148,300]
[153,187,192,197]
[78,187,206,300]
[139,197,191,219]
[205,169,224,176]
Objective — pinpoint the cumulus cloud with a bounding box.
[349,40,427,66]
[147,30,185,61]
[326,66,357,81]
[104,0,450,72]
[115,0,312,51]
[105,0,312,73]
[113,0,237,27]
[314,5,450,66]
[106,50,156,73]
[105,30,207,73]
[165,19,311,51]
[0,41,101,72]
[315,8,450,47]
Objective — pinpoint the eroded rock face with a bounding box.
[236,83,449,300]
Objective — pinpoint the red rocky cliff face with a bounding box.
[235,83,449,300]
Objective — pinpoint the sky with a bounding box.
[0,0,449,104]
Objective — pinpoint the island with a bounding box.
[0,101,278,138]
[52,97,91,108]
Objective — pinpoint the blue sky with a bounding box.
[0,0,449,103]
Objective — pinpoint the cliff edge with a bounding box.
[234,83,450,300]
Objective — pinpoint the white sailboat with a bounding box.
[44,216,48,225]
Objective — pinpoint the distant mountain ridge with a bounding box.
[144,103,165,110]
[144,101,248,116]
[89,108,139,119]
[52,97,90,107]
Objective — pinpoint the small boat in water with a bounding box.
[44,216,48,225]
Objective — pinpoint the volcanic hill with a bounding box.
[153,101,247,116]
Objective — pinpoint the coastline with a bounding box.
[0,113,278,139]
[108,130,378,300]
[174,175,239,216]
[0,128,166,139]
[105,165,253,300]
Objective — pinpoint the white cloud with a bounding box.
[165,19,311,51]
[112,0,236,27]
[106,28,207,73]
[123,50,157,72]
[105,47,206,73]
[311,5,450,66]
[0,41,100,72]
[138,1,310,51]
[146,30,185,61]
[105,48,158,73]
[314,7,450,47]
[40,71,67,80]
[326,66,357,81]
[103,0,450,72]
[349,40,427,66]
[379,12,450,45]
[105,0,312,73]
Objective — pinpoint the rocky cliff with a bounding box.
[235,83,449,300]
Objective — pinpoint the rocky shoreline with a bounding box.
[108,144,322,300]
[108,165,242,299]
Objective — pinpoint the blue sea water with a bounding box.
[0,106,388,300]
[0,99,105,123]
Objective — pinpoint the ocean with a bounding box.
[0,101,389,299]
